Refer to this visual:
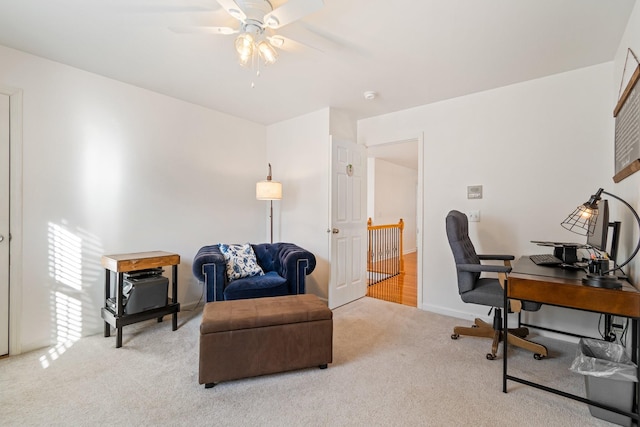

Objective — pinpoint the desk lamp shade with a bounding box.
[562,187,640,289]
[561,189,601,236]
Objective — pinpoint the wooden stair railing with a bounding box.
[367,218,404,286]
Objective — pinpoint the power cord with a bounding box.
[618,318,629,348]
[598,314,608,340]
[599,314,618,343]
[599,314,629,347]
[179,280,205,312]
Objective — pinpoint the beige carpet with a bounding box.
[0,297,615,426]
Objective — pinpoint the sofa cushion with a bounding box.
[218,243,264,282]
[223,271,288,300]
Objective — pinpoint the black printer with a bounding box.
[107,267,168,314]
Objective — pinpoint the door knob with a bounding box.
[0,235,4,242]
[332,228,340,234]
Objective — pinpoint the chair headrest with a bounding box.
[446,210,469,242]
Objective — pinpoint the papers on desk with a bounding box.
[531,240,590,249]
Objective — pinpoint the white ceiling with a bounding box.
[0,0,635,127]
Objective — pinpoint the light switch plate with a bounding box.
[468,210,480,222]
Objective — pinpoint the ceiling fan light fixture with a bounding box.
[257,40,278,65]
[235,33,254,57]
[238,51,252,67]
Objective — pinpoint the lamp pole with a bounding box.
[270,199,274,244]
[256,163,282,244]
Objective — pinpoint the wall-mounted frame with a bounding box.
[613,54,640,183]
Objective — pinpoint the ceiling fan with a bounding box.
[172,0,325,66]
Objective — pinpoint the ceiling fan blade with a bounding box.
[276,23,342,54]
[103,1,218,14]
[215,0,247,22]
[264,0,324,29]
[267,35,323,53]
[169,26,238,35]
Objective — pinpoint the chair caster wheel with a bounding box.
[451,334,459,340]
[486,353,496,360]
[533,353,545,360]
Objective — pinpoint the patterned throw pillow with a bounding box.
[218,243,264,282]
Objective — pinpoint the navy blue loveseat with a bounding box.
[192,243,317,302]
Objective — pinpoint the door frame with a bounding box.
[416,133,424,309]
[0,85,23,355]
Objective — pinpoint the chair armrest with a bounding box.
[192,245,227,302]
[276,243,317,294]
[457,263,512,274]
[477,254,515,261]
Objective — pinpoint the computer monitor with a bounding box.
[587,199,609,252]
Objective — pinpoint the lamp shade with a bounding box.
[561,204,599,236]
[256,180,282,200]
[561,189,602,236]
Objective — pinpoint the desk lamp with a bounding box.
[561,188,640,289]
[256,163,282,244]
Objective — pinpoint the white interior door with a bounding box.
[0,93,9,356]
[328,137,367,309]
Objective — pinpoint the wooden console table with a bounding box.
[101,251,180,348]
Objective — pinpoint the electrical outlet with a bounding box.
[468,210,480,222]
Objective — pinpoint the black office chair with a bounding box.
[446,210,548,360]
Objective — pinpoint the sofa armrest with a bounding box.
[192,245,227,302]
[276,243,317,294]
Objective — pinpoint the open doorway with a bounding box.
[366,138,421,307]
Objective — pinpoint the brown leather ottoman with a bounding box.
[199,294,333,388]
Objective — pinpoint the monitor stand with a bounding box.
[554,245,579,264]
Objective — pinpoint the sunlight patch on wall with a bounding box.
[39,292,82,369]
[40,222,85,369]
[48,222,82,291]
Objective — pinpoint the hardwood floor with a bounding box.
[366,251,417,307]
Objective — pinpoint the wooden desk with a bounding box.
[504,256,640,422]
[101,251,180,348]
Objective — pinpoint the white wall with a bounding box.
[358,63,616,337]
[0,45,267,353]
[5,1,639,353]
[266,108,331,301]
[369,158,418,253]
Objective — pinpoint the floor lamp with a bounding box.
[256,163,282,243]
